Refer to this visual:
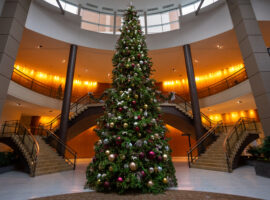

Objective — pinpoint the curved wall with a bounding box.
[26,0,233,50]
[25,0,270,50]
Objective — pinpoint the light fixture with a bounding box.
[62,59,66,63]
[108,73,111,77]
[172,67,176,72]
[36,45,43,49]
[16,103,21,106]
[194,59,198,63]
[236,100,242,104]
[216,44,223,49]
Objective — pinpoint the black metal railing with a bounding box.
[223,117,258,172]
[158,92,220,129]
[0,120,40,176]
[197,68,247,98]
[39,92,106,131]
[187,122,225,167]
[12,68,62,100]
[33,127,77,170]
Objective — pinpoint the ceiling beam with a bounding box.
[195,0,204,16]
[56,0,65,15]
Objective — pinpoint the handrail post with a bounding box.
[2,121,7,135]
[74,153,77,170]
[30,80,34,89]
[22,127,26,143]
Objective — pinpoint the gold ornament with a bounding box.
[108,154,115,162]
[147,180,154,187]
[97,140,102,145]
[150,135,155,140]
[134,94,139,99]
[126,64,129,68]
[98,163,104,170]
[97,121,100,125]
[131,84,134,87]
[109,122,114,128]
[123,123,128,128]
[120,154,126,160]
[129,162,137,171]
[152,81,155,85]
[154,133,159,139]
[163,178,168,184]
[137,133,142,137]
[139,108,143,112]
[120,91,123,95]
[105,150,110,155]
[163,154,168,160]
[154,167,158,173]
[127,95,130,100]
[97,179,101,185]
[157,107,161,111]
[109,166,113,172]
[144,104,148,109]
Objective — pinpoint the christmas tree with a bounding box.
[86,6,177,194]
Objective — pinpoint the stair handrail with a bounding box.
[187,121,224,167]
[40,92,106,131]
[1,120,40,176]
[41,128,77,170]
[159,92,219,129]
[223,117,258,172]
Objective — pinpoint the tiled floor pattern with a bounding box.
[0,160,269,200]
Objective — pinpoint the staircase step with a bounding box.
[191,164,228,172]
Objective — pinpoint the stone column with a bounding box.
[0,0,31,117]
[227,0,270,136]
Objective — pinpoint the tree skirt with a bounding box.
[31,190,261,200]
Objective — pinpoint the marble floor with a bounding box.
[0,160,269,200]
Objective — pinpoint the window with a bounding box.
[148,25,162,34]
[182,4,196,15]
[64,2,78,14]
[99,13,114,26]
[81,22,98,32]
[80,9,99,24]
[202,0,214,8]
[162,21,179,32]
[44,0,59,7]
[147,13,162,26]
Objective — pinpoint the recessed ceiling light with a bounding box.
[107,73,111,77]
[37,45,43,49]
[62,59,66,63]
[236,100,242,104]
[16,103,21,106]
[216,44,223,49]
[194,59,198,63]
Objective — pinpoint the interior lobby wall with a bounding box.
[67,124,196,158]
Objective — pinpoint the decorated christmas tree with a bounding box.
[86,6,177,194]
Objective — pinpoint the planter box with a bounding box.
[255,160,270,178]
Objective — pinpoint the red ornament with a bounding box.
[135,126,140,132]
[137,54,141,58]
[104,181,110,187]
[139,152,145,159]
[141,171,146,177]
[157,155,162,162]
[116,136,122,145]
[148,151,156,159]
[118,107,123,112]
[132,100,136,105]
[132,63,135,67]
[137,115,141,120]
[117,177,123,182]
[102,106,106,110]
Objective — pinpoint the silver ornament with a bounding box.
[139,60,143,65]
[149,167,154,173]
[158,166,162,172]
[103,139,109,144]
[102,173,106,178]
[134,122,138,126]
[124,164,129,169]
[97,173,101,178]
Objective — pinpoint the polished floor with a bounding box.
[0,160,269,200]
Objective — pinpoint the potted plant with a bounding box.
[248,136,270,178]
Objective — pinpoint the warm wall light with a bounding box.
[163,63,244,92]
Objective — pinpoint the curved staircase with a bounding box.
[188,118,260,172]
[40,92,218,141]
[0,121,76,176]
